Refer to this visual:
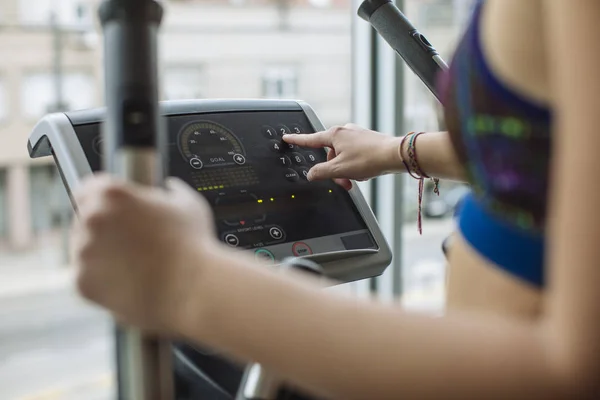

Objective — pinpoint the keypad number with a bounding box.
[291,153,306,165]
[279,156,292,167]
[305,152,318,163]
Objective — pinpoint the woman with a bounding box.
[72,1,600,398]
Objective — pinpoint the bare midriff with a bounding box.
[444,0,548,321]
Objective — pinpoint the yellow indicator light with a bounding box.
[270,198,275,202]
[209,186,214,190]
[220,185,225,189]
[291,195,296,199]
[197,188,203,192]
[203,187,208,191]
[258,200,264,204]
[329,190,333,193]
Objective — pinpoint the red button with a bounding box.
[292,242,313,257]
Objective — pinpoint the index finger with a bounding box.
[282,130,333,148]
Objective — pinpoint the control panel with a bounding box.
[28,100,391,283]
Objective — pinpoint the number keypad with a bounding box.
[266,123,322,183]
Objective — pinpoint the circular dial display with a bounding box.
[178,121,245,168]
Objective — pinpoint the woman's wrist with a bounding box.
[381,136,406,173]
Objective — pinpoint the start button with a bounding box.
[292,242,313,257]
[255,249,275,264]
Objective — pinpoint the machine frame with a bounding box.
[28,99,392,283]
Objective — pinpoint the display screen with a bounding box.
[75,110,374,260]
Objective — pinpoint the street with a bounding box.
[0,219,452,400]
[0,290,114,400]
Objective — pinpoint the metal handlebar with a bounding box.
[358,0,448,100]
[98,1,173,399]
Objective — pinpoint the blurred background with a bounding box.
[0,0,473,398]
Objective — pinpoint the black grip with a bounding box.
[99,0,164,149]
[358,0,447,101]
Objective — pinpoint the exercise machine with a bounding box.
[27,0,447,398]
[28,99,393,399]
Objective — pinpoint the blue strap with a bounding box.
[458,193,545,287]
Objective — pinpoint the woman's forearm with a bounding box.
[392,131,467,182]
[184,247,571,400]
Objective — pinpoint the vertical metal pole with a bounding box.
[98,1,173,399]
[350,0,375,299]
[50,11,71,265]
[361,0,406,301]
[392,0,405,298]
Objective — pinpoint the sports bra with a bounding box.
[438,0,552,287]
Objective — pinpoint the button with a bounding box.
[292,242,313,257]
[284,169,300,182]
[305,152,318,164]
[190,158,204,169]
[276,125,291,137]
[225,234,240,247]
[278,155,292,167]
[269,227,284,240]
[269,140,284,153]
[297,167,310,180]
[233,154,246,165]
[290,153,306,165]
[255,249,275,264]
[289,124,304,134]
[284,142,296,151]
[263,125,278,139]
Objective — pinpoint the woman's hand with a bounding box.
[71,174,220,337]
[283,124,403,190]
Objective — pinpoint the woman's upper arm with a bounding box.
[544,0,600,384]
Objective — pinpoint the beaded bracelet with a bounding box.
[400,132,441,235]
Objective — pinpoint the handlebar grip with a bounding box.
[358,0,447,101]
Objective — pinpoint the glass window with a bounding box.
[163,66,206,100]
[0,77,7,122]
[262,66,298,99]
[21,71,95,119]
[0,169,6,238]
[2,1,352,399]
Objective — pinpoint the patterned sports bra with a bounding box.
[438,0,552,287]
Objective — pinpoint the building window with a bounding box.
[262,67,298,99]
[19,0,93,28]
[163,66,206,101]
[21,71,95,119]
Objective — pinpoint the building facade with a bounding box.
[0,0,472,253]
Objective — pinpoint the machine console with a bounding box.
[28,100,391,282]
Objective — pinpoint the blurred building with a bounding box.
[0,0,473,252]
